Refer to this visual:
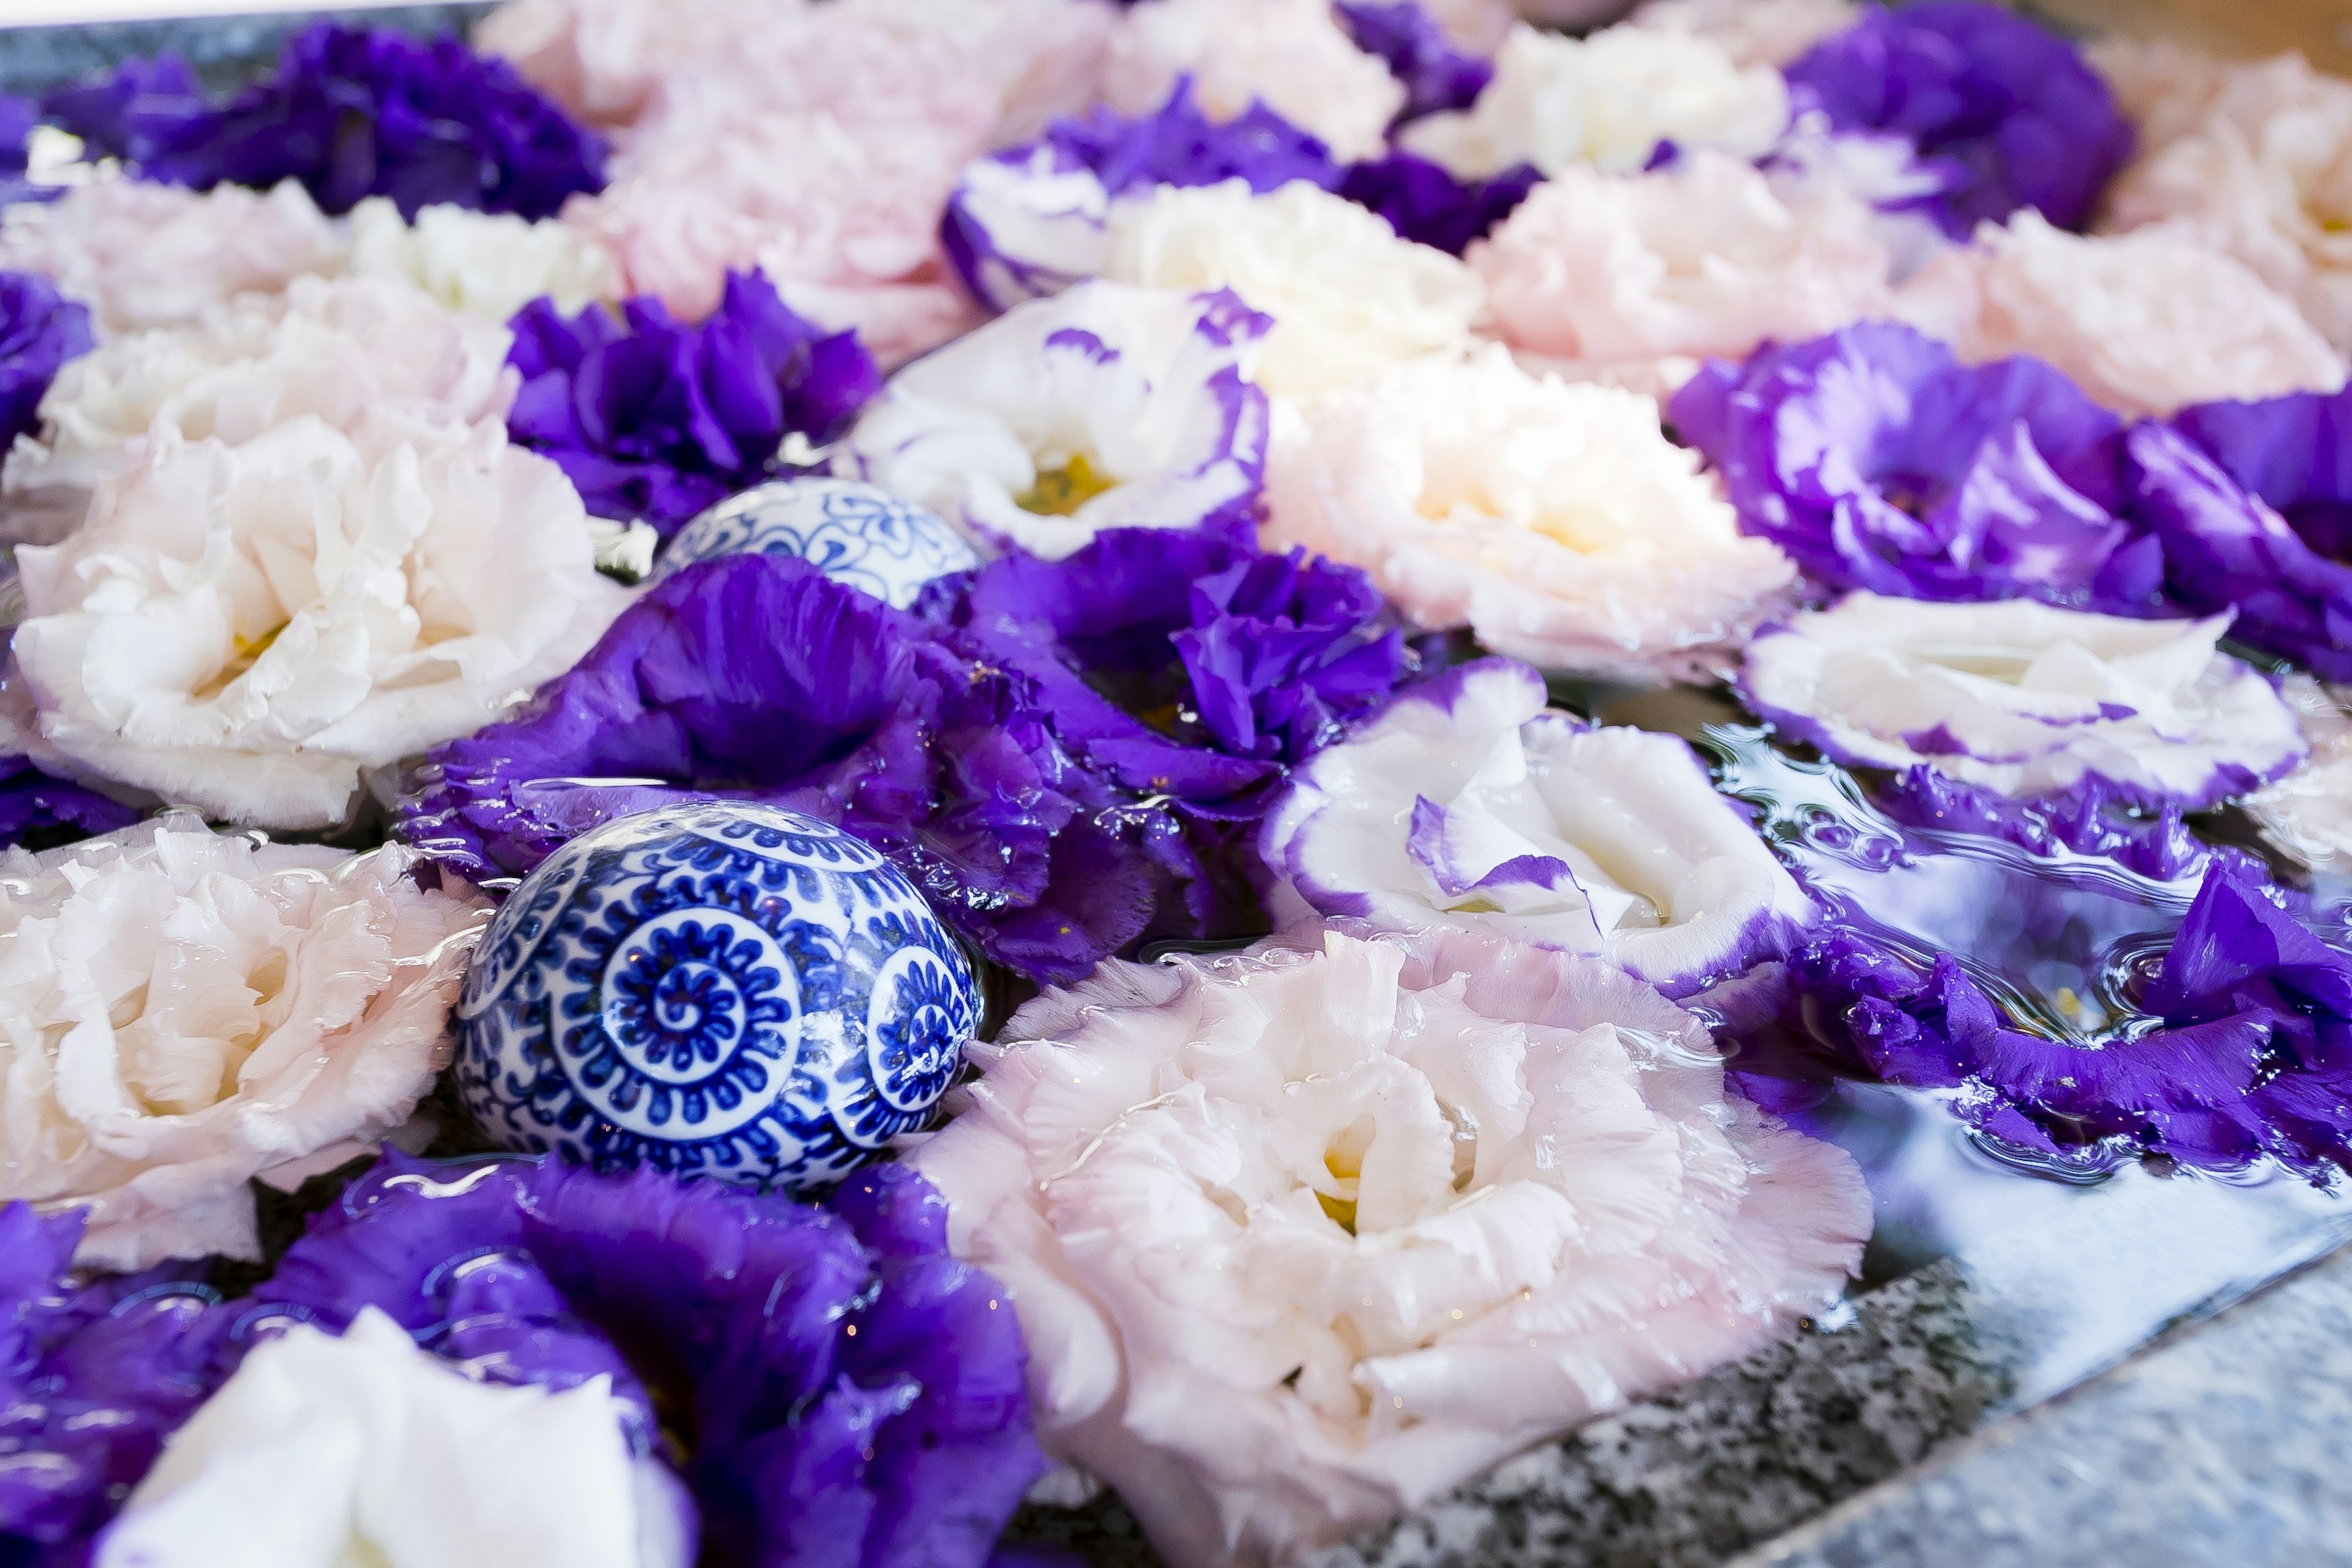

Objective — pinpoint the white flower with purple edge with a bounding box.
[1739,592,2310,808]
[835,280,1270,561]
[1261,659,1816,997]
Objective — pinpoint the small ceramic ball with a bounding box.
[456,801,979,1194]
[655,477,978,607]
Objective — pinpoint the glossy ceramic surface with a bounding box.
[654,477,978,606]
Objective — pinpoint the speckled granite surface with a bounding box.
[0,6,495,93]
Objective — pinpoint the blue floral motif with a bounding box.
[457,801,978,1193]
[655,477,979,608]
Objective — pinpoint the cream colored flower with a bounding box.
[1399,22,1789,179]
[2245,677,2352,870]
[1103,0,1406,164]
[0,823,486,1269]
[912,928,1869,1568]
[345,200,622,323]
[1262,347,1796,682]
[10,416,629,830]
[1471,149,1897,395]
[1103,179,1485,399]
[1627,0,1861,67]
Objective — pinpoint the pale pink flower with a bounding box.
[1262,347,1797,684]
[0,180,347,336]
[474,0,813,128]
[911,928,1869,1568]
[1893,209,2345,418]
[2242,677,2352,872]
[0,821,488,1269]
[1627,0,1861,67]
[1104,0,1405,163]
[1471,149,1897,396]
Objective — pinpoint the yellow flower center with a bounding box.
[1016,453,1118,517]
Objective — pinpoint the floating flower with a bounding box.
[10,415,628,829]
[1893,209,2345,418]
[344,197,621,323]
[1336,1,1494,127]
[1868,761,2236,886]
[477,0,832,127]
[402,552,1153,982]
[0,752,136,851]
[911,929,1869,1568]
[1627,0,1861,69]
[96,1310,687,1568]
[1779,1,2133,238]
[0,821,485,1269]
[0,181,347,336]
[2246,680,2352,871]
[1335,153,1540,259]
[1738,592,2306,808]
[1104,0,1405,164]
[1398,23,1789,180]
[837,281,1267,560]
[505,268,879,536]
[1101,179,1485,398]
[2093,48,2352,352]
[1469,149,1896,394]
[1262,660,1815,995]
[6,273,516,527]
[0,270,92,462]
[1265,347,1796,682]
[1668,320,2166,611]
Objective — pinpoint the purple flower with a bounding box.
[0,754,138,852]
[1671,322,2166,611]
[2152,388,2352,679]
[1335,2,1492,127]
[46,25,606,220]
[1872,766,2242,884]
[0,271,92,459]
[1036,77,1340,199]
[0,93,38,203]
[1336,153,1539,256]
[1781,1,2132,237]
[401,553,1154,982]
[506,270,881,537]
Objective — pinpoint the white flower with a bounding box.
[1399,23,1789,180]
[1893,209,2345,418]
[1102,179,1486,399]
[944,146,1116,314]
[1627,0,1861,67]
[1262,660,1815,995]
[1261,347,1797,682]
[1104,0,1405,164]
[837,281,1268,560]
[2245,677,2352,870]
[10,416,630,830]
[911,928,1869,1568]
[6,274,517,537]
[0,823,486,1270]
[96,1310,692,1568]
[0,181,349,336]
[1470,149,1898,395]
[2094,48,2352,352]
[345,199,622,323]
[1738,593,2309,807]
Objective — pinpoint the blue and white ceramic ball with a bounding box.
[655,478,978,607]
[455,801,979,1194]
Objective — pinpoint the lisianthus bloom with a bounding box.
[2093,47,2352,352]
[0,821,485,1269]
[57,24,606,221]
[97,1310,689,1568]
[505,268,879,536]
[837,282,1267,560]
[1739,593,2306,808]
[476,0,824,127]
[2247,680,2352,871]
[1265,347,1796,683]
[1627,0,1860,68]
[0,753,135,852]
[911,929,1869,1568]
[1780,1,2133,238]
[1398,23,1789,180]
[1669,321,2167,611]
[10,415,628,830]
[344,197,622,323]
[402,552,1154,983]
[1101,179,1485,398]
[6,273,516,523]
[0,181,347,335]
[1104,0,1405,164]
[0,270,91,461]
[941,81,1341,315]
[1469,149,1897,394]
[1870,763,2231,884]
[1336,2,1493,127]
[1893,210,2345,418]
[1335,153,1540,260]
[1262,660,1814,995]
